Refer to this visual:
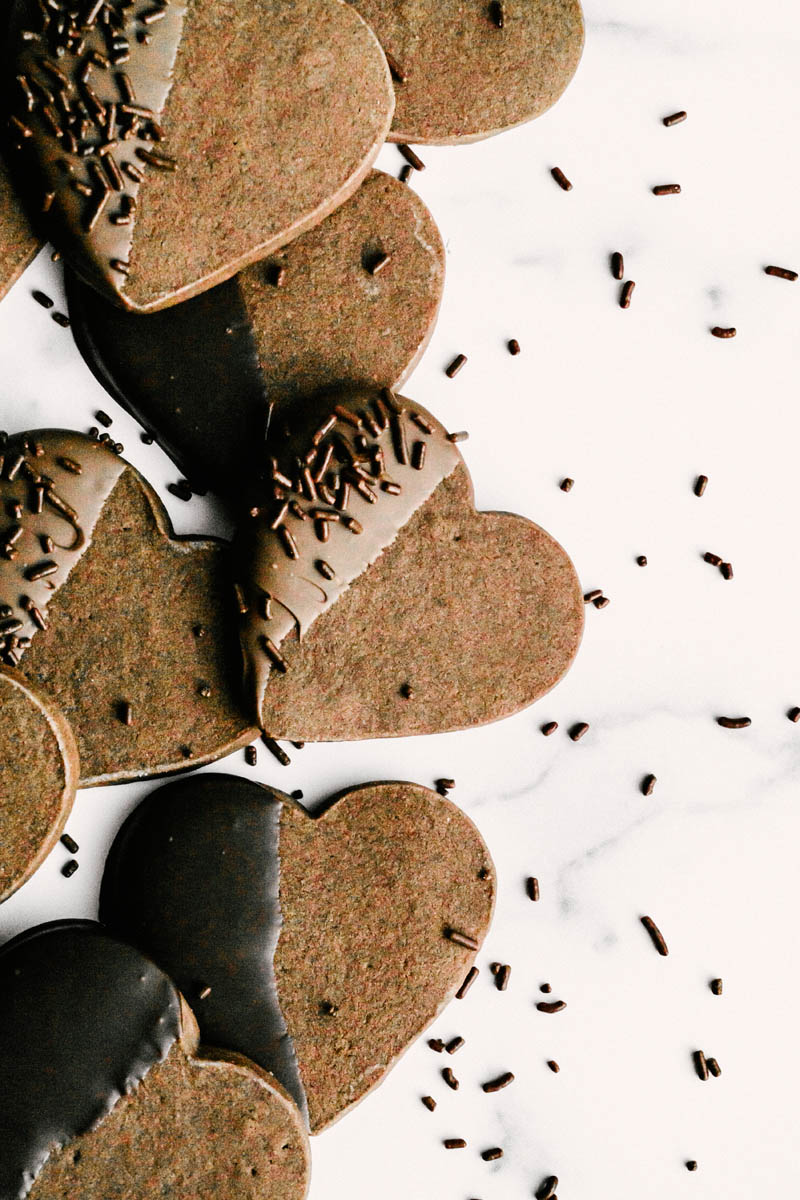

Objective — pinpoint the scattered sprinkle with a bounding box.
[788,707,800,724]
[443,1139,466,1150]
[261,734,291,764]
[546,1060,560,1073]
[707,1057,722,1077]
[568,722,589,742]
[456,966,479,999]
[481,1147,504,1162]
[765,265,797,281]
[244,745,257,767]
[62,860,79,878]
[551,166,572,191]
[508,338,521,355]
[652,183,681,195]
[693,1050,709,1081]
[60,834,79,854]
[641,773,657,796]
[711,326,736,338]
[537,1176,559,1200]
[526,876,540,901]
[710,978,723,995]
[482,1071,514,1093]
[620,280,635,309]
[32,290,54,309]
[422,1096,436,1112]
[445,353,468,378]
[536,1000,567,1014]
[428,1038,445,1052]
[640,915,669,956]
[398,143,426,171]
[662,110,687,126]
[636,554,648,566]
[559,477,574,492]
[446,928,479,951]
[446,1036,465,1055]
[611,251,624,280]
[694,474,708,496]
[495,964,511,992]
[541,721,558,736]
[716,716,751,729]
[442,1067,459,1090]
[51,312,70,327]
[686,1160,698,1172]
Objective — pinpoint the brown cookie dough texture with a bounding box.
[236,388,584,740]
[239,169,445,405]
[31,1041,310,1200]
[352,0,585,143]
[0,431,255,786]
[5,0,394,311]
[0,667,78,903]
[276,783,495,1130]
[0,158,41,303]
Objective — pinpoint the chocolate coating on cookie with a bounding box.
[67,272,270,493]
[233,387,460,717]
[4,0,186,302]
[0,431,125,664]
[0,920,181,1200]
[100,774,307,1119]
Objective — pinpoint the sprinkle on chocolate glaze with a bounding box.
[5,0,187,299]
[0,921,181,1200]
[99,776,307,1118]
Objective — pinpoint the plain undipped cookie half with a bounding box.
[0,666,78,904]
[67,171,445,494]
[0,430,255,786]
[100,774,496,1132]
[233,386,584,741]
[0,921,310,1200]
[3,0,394,311]
[351,0,585,143]
[0,158,41,303]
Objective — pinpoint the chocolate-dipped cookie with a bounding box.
[0,158,41,303]
[0,430,255,786]
[0,666,78,903]
[67,170,445,494]
[0,921,310,1200]
[3,0,394,312]
[100,774,495,1132]
[352,0,585,144]
[233,386,584,741]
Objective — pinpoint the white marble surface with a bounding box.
[2,0,800,1195]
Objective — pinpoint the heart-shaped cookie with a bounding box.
[100,774,496,1132]
[233,386,584,740]
[3,0,394,311]
[351,0,585,144]
[0,157,41,303]
[0,921,310,1200]
[0,666,78,904]
[67,170,445,493]
[0,430,255,786]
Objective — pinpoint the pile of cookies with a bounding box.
[0,0,585,1194]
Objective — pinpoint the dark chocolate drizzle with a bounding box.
[233,387,460,717]
[99,773,307,1121]
[0,430,126,665]
[0,920,181,1200]
[67,270,272,494]
[3,0,186,301]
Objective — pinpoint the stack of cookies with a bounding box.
[0,0,585,1194]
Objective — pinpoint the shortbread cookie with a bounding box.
[4,0,394,311]
[0,667,78,903]
[233,386,584,740]
[0,920,310,1200]
[67,170,445,493]
[0,430,255,785]
[352,0,585,143]
[100,775,495,1131]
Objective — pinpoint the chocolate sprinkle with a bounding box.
[481,1147,503,1161]
[641,773,657,796]
[446,1036,464,1055]
[710,978,723,995]
[456,966,479,999]
[541,721,558,736]
[445,353,467,378]
[442,1067,459,1090]
[537,1176,559,1200]
[446,928,479,951]
[788,708,800,723]
[60,833,79,854]
[686,1160,698,1171]
[495,964,510,991]
[550,166,572,191]
[62,859,79,877]
[693,1050,709,1081]
[765,265,797,281]
[640,915,668,956]
[526,876,540,901]
[32,290,54,309]
[508,338,520,355]
[568,722,589,742]
[619,280,635,309]
[611,251,624,280]
[261,734,290,765]
[536,1000,566,1013]
[663,111,687,126]
[716,716,751,729]
[694,474,708,497]
[443,1139,466,1150]
[559,478,574,492]
[398,143,425,171]
[422,1095,436,1112]
[546,1060,560,1073]
[711,326,736,338]
[244,745,257,767]
[428,1038,445,1052]
[636,555,648,566]
[652,184,681,195]
[707,1057,721,1077]
[482,1072,514,1093]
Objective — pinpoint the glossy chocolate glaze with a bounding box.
[0,431,126,665]
[0,920,181,1200]
[233,387,461,718]
[3,0,186,302]
[67,270,271,493]
[99,774,307,1120]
